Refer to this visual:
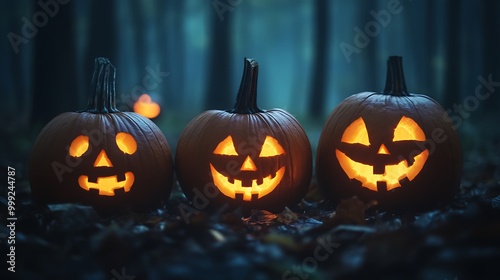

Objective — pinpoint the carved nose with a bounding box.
[94,150,113,167]
[377,144,390,155]
[240,155,257,171]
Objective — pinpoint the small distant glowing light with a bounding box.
[133,94,161,119]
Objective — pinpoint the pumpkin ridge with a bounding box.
[266,110,312,192]
[401,95,427,134]
[257,112,290,196]
[347,92,379,125]
[120,112,171,170]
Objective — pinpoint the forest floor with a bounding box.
[1,131,500,280]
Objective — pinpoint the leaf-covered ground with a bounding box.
[2,137,500,280]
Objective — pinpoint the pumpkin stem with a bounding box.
[229,58,263,114]
[82,57,120,113]
[384,56,409,96]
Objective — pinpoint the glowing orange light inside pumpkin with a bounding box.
[69,132,138,196]
[210,165,285,201]
[377,144,390,155]
[211,135,286,201]
[341,117,370,145]
[116,132,137,154]
[213,136,239,155]
[259,136,286,157]
[393,116,426,141]
[78,173,135,196]
[133,94,161,119]
[241,155,257,171]
[94,150,113,167]
[336,116,429,191]
[69,135,90,157]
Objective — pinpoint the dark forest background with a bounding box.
[1,1,500,279]
[1,0,499,161]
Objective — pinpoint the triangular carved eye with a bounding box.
[259,136,285,157]
[393,116,426,141]
[341,117,370,146]
[213,136,238,155]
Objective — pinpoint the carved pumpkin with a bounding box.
[29,58,174,211]
[316,56,462,210]
[211,135,286,201]
[175,58,312,211]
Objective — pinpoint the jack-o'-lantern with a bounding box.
[175,58,312,212]
[211,135,286,201]
[316,56,462,210]
[336,116,429,191]
[29,58,174,211]
[70,132,137,196]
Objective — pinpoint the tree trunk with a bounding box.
[32,1,77,126]
[443,2,461,109]
[82,0,117,103]
[308,0,329,119]
[481,0,500,111]
[204,6,232,110]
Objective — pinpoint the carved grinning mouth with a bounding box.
[78,172,135,196]
[336,149,429,191]
[210,164,285,201]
